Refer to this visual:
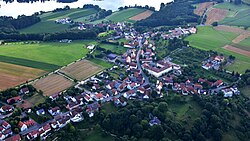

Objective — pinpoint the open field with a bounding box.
[194,2,215,16]
[224,45,250,57]
[60,60,104,81]
[205,8,228,25]
[238,37,250,51]
[214,3,250,27]
[232,32,250,43]
[129,10,153,21]
[0,62,46,90]
[99,43,127,55]
[20,8,97,33]
[32,74,74,96]
[91,8,146,24]
[18,93,46,109]
[185,26,250,73]
[88,58,114,68]
[214,25,245,34]
[0,41,90,69]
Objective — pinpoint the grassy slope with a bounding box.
[91,8,146,24]
[0,41,94,68]
[19,8,97,33]
[185,26,250,73]
[214,3,250,27]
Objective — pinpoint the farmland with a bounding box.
[91,8,146,24]
[99,43,127,55]
[185,26,250,73]
[194,2,214,16]
[214,3,250,27]
[0,62,46,90]
[238,37,250,51]
[129,10,154,21]
[32,74,74,96]
[0,41,91,69]
[60,60,104,81]
[19,8,97,34]
[205,8,228,25]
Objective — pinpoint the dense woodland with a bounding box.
[3,0,78,3]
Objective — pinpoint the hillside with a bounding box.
[19,8,98,34]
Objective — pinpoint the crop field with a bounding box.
[60,60,104,81]
[0,62,46,90]
[238,37,250,51]
[224,45,250,57]
[129,10,153,21]
[214,3,250,27]
[20,8,97,33]
[0,41,90,69]
[194,2,214,16]
[185,26,250,73]
[213,25,245,34]
[205,8,228,25]
[100,43,127,55]
[92,8,146,24]
[32,74,74,96]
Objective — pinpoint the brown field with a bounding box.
[0,62,46,90]
[194,2,215,16]
[60,59,104,81]
[224,45,250,57]
[129,10,153,21]
[232,32,250,43]
[206,8,228,25]
[214,25,245,34]
[32,74,74,96]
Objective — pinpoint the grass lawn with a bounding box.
[0,41,94,70]
[240,86,250,98]
[19,8,97,34]
[214,3,250,27]
[185,26,250,73]
[91,8,146,23]
[88,58,113,68]
[99,43,127,55]
[101,102,117,114]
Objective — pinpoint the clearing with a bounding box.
[32,74,74,96]
[19,8,97,34]
[185,26,250,73]
[129,10,153,21]
[194,2,215,16]
[0,41,91,70]
[60,59,104,81]
[0,62,46,90]
[214,3,250,27]
[205,8,228,25]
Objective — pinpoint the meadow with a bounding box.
[238,37,250,51]
[0,41,92,69]
[185,26,250,73]
[19,8,97,33]
[214,3,250,27]
[99,43,127,55]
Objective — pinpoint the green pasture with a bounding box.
[99,43,127,55]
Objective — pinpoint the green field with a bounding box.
[19,8,97,33]
[0,41,95,71]
[237,37,250,51]
[214,3,250,27]
[88,58,113,68]
[91,8,146,24]
[99,43,127,55]
[185,26,250,73]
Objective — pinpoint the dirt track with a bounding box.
[224,45,250,57]
[194,2,214,16]
[129,10,153,21]
[205,8,228,25]
[232,32,250,43]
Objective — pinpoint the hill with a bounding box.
[19,8,97,34]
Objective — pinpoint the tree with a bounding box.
[149,125,164,140]
[212,22,218,26]
[158,102,168,112]
[213,128,223,141]
[160,3,165,10]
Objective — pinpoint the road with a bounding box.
[136,41,149,85]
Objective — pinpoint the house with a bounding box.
[70,110,84,122]
[0,133,5,140]
[1,120,11,129]
[5,134,21,141]
[127,82,139,90]
[149,117,161,126]
[49,93,60,101]
[18,121,28,132]
[128,63,137,70]
[36,109,45,116]
[87,44,95,50]
[39,124,51,139]
[162,76,174,85]
[7,96,21,104]
[213,80,223,88]
[123,90,136,99]
[51,115,71,129]
[23,119,36,128]
[107,54,117,62]
[83,94,93,102]
[48,107,61,116]
[20,87,29,94]
[86,102,100,117]
[26,130,39,140]
[222,88,233,98]
[0,105,14,113]
[113,98,127,107]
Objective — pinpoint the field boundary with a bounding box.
[223,45,250,57]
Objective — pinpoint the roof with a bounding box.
[5,134,21,141]
[107,53,117,59]
[18,121,25,128]
[7,96,21,103]
[95,93,104,99]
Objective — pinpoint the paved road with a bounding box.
[136,41,149,85]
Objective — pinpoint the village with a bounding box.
[0,22,241,141]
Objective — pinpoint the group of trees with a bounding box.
[3,0,77,3]
[136,0,199,27]
[118,5,155,11]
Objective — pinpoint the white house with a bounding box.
[18,121,28,132]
